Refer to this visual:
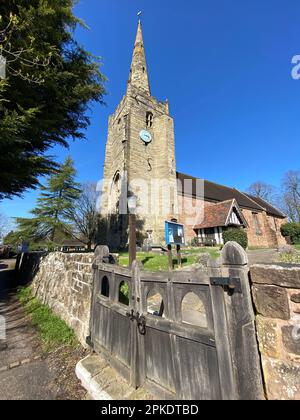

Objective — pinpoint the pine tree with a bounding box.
[15,157,81,242]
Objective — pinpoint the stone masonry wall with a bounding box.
[27,252,94,347]
[250,264,300,400]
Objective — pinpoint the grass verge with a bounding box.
[17,286,78,352]
[280,253,300,264]
[119,247,220,272]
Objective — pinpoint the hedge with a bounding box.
[281,223,300,244]
[222,228,248,250]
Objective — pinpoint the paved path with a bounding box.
[0,261,84,400]
[0,262,57,400]
[247,249,279,265]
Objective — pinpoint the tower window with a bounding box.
[146,112,153,128]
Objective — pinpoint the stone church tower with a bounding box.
[101,20,178,248]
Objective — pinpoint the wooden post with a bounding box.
[131,260,145,389]
[221,241,265,400]
[129,213,137,267]
[176,245,182,268]
[167,244,173,271]
[130,261,138,388]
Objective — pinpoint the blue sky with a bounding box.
[2,0,300,223]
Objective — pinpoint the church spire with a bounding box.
[127,19,151,95]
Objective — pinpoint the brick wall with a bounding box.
[243,210,287,248]
[177,195,287,248]
[177,196,213,241]
[251,264,300,400]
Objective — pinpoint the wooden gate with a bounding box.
[89,243,264,400]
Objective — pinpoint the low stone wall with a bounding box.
[251,264,300,400]
[25,252,94,346]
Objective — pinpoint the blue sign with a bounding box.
[165,221,185,246]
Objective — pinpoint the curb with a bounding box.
[75,355,113,400]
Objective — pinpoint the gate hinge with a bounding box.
[210,277,242,294]
[86,335,94,348]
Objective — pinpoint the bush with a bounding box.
[222,228,248,250]
[190,237,199,247]
[281,223,300,245]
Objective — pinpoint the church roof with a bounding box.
[244,194,286,218]
[176,172,285,217]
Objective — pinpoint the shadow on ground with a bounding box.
[0,261,86,400]
[0,273,15,295]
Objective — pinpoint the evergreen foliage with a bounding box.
[0,1,106,199]
[14,157,81,242]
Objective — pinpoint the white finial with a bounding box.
[137,11,142,18]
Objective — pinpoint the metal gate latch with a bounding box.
[210,277,242,294]
[126,310,147,335]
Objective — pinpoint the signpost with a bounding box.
[165,221,185,270]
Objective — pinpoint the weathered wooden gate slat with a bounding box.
[89,243,265,400]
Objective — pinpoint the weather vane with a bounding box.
[137,11,142,19]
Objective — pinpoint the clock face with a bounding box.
[140,130,152,144]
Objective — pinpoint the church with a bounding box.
[100,20,287,249]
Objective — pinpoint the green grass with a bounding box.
[119,281,130,305]
[280,253,300,264]
[247,247,273,251]
[279,245,300,264]
[17,287,78,352]
[181,247,221,260]
[119,247,220,272]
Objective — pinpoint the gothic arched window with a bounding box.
[110,172,121,214]
[101,276,110,298]
[146,112,153,128]
[147,290,165,317]
[181,292,207,328]
[119,281,130,306]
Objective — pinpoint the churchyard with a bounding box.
[1,0,300,403]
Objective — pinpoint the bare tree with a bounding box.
[66,183,100,251]
[247,181,275,203]
[281,171,300,222]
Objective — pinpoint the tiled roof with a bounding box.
[244,194,286,218]
[194,199,248,229]
[177,172,264,212]
[194,200,233,229]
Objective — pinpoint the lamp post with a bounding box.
[128,194,137,267]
